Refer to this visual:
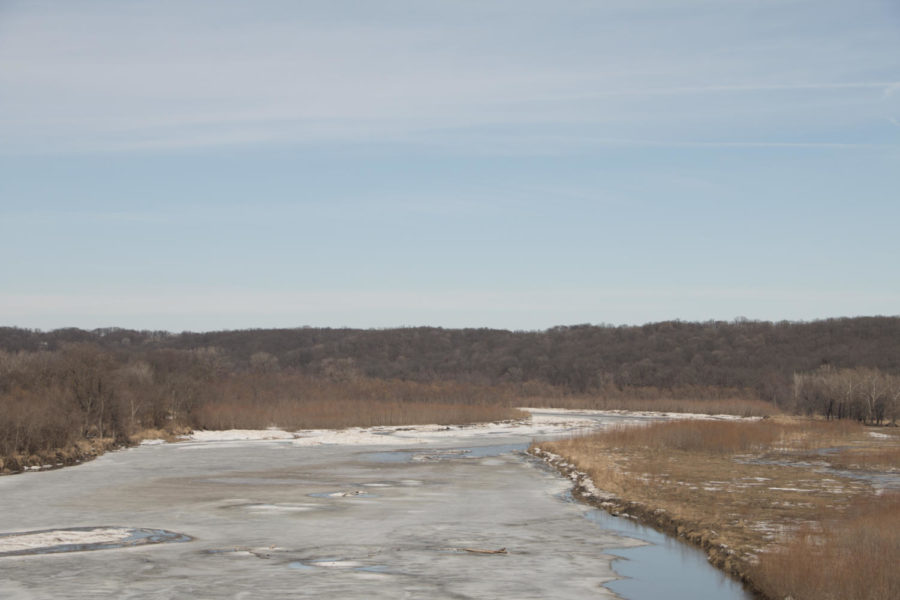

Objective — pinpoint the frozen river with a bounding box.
[0,410,751,599]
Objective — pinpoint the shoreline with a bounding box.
[529,446,769,600]
[0,438,124,476]
[1,407,739,476]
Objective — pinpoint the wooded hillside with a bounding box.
[3,317,898,404]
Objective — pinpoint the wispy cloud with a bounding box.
[883,82,900,98]
[580,138,883,150]
[531,81,900,103]
[1,1,898,154]
[1,1,897,331]
[0,209,170,225]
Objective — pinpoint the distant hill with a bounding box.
[3,317,899,404]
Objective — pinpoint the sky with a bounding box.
[1,0,898,332]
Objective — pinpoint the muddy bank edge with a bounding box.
[527,447,770,600]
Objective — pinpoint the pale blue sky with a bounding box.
[1,0,898,331]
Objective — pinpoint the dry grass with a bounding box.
[815,429,900,471]
[0,436,121,474]
[521,395,779,417]
[591,419,782,453]
[191,399,525,430]
[560,418,868,454]
[192,374,528,430]
[826,446,900,471]
[128,427,191,444]
[1,372,532,472]
[752,493,900,600]
[537,418,899,600]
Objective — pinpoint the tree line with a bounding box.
[3,317,899,471]
[2,316,899,404]
[0,343,535,470]
[794,366,900,424]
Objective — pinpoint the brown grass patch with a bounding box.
[191,374,528,429]
[591,419,782,453]
[521,395,779,417]
[191,399,525,430]
[752,493,900,600]
[558,418,867,454]
[828,446,900,471]
[536,418,899,600]
[0,437,120,474]
[128,427,191,444]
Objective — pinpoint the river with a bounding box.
[0,410,751,599]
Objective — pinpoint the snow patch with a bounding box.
[188,428,295,442]
[0,528,132,554]
[175,408,753,449]
[242,503,317,513]
[310,559,363,568]
[184,409,622,447]
[525,407,758,422]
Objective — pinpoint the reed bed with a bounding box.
[521,395,778,417]
[555,418,866,455]
[752,493,900,600]
[828,446,900,471]
[191,398,525,430]
[537,418,899,600]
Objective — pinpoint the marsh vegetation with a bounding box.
[537,419,900,600]
[3,318,899,473]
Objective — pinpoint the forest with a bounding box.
[4,317,900,397]
[1,317,898,471]
[793,366,900,424]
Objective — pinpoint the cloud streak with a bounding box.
[1,1,898,154]
[1,1,898,331]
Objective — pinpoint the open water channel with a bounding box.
[0,410,752,599]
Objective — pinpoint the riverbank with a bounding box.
[1,409,726,599]
[0,427,194,475]
[0,407,728,475]
[0,437,123,474]
[533,418,900,600]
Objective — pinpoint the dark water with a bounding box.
[582,508,752,600]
